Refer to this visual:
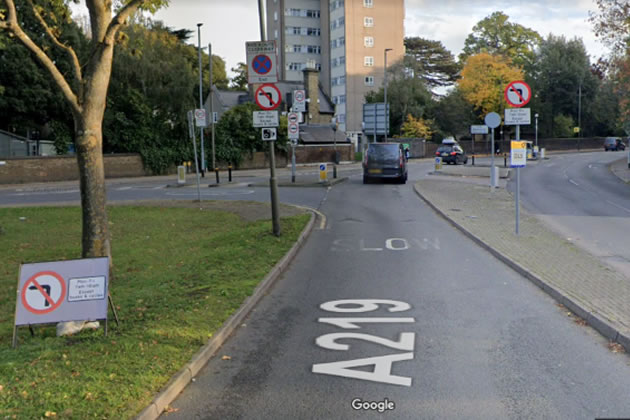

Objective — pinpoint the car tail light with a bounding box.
[363,152,368,167]
[435,151,440,156]
[450,152,457,156]
[400,154,404,167]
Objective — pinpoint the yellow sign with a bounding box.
[573,127,580,133]
[511,141,526,149]
[319,163,327,182]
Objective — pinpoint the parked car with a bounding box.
[435,140,468,165]
[604,137,626,151]
[363,142,408,184]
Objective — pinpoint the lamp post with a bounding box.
[196,23,205,177]
[535,112,539,149]
[384,48,392,140]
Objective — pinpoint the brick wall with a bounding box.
[0,154,150,184]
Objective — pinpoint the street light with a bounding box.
[535,113,539,149]
[384,48,393,140]
[196,23,206,177]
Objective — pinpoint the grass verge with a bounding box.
[0,203,310,419]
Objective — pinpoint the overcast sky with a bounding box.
[75,1,606,76]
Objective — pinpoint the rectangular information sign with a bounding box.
[14,257,109,327]
[253,111,279,127]
[510,141,527,167]
[505,108,531,125]
[470,125,489,134]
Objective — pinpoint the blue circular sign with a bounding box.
[320,164,326,171]
[252,55,272,75]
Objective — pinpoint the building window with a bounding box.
[364,0,373,7]
[339,95,346,104]
[364,17,374,27]
[339,37,345,47]
[331,20,337,30]
[307,45,321,54]
[286,8,301,16]
[332,58,338,67]
[364,56,374,66]
[339,17,345,26]
[288,62,304,71]
[365,76,374,86]
[274,30,278,39]
[364,36,374,47]
[306,9,320,18]
[307,27,321,36]
[339,56,346,65]
[292,45,303,53]
[331,39,337,49]
[337,114,346,123]
[274,11,278,21]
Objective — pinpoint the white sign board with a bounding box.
[253,111,279,127]
[510,141,527,167]
[293,90,306,112]
[505,108,531,125]
[470,125,489,134]
[262,127,277,141]
[14,257,109,327]
[246,41,278,84]
[194,109,207,127]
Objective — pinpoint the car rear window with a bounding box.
[367,144,400,160]
[437,146,454,153]
[605,138,617,144]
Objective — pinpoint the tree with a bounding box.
[104,19,196,173]
[0,0,168,261]
[530,35,598,137]
[400,114,434,138]
[230,62,247,91]
[429,88,478,140]
[458,52,523,118]
[404,37,460,90]
[459,11,542,67]
[589,0,630,54]
[366,61,433,136]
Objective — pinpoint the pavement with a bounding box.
[414,157,630,355]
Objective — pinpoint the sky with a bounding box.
[75,0,607,76]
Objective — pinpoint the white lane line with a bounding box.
[606,200,630,215]
[116,187,132,191]
[292,204,327,229]
[165,190,255,197]
[569,179,579,186]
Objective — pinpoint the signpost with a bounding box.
[293,90,306,112]
[485,112,501,188]
[504,81,532,235]
[288,112,299,183]
[194,109,207,127]
[13,258,114,347]
[246,41,278,84]
[262,127,277,141]
[319,163,327,183]
[186,110,202,204]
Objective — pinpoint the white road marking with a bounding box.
[165,190,255,196]
[569,179,579,186]
[605,200,630,214]
[116,187,132,191]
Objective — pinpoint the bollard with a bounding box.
[333,164,337,179]
[228,165,232,182]
[504,154,507,168]
[472,155,475,166]
[215,167,219,184]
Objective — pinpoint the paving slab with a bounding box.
[414,178,630,349]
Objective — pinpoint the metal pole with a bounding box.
[373,105,377,143]
[291,144,296,183]
[516,125,520,235]
[258,0,280,236]
[535,114,538,149]
[188,111,202,204]
[578,83,582,151]
[490,128,496,188]
[209,42,217,179]
[384,51,388,140]
[197,23,206,177]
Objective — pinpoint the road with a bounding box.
[514,151,630,278]
[160,162,630,419]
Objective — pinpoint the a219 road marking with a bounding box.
[312,299,416,387]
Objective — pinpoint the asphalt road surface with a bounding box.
[162,163,630,420]
[514,151,630,278]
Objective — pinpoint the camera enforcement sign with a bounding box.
[14,257,110,344]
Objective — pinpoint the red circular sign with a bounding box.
[21,271,66,314]
[252,54,272,75]
[504,80,531,108]
[255,84,282,111]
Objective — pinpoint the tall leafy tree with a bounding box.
[0,0,168,261]
[530,35,597,137]
[366,61,433,136]
[404,37,460,90]
[458,52,524,118]
[429,88,478,140]
[589,0,630,54]
[230,62,248,91]
[459,11,542,67]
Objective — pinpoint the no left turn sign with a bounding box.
[255,84,282,111]
[504,81,531,108]
[21,271,66,314]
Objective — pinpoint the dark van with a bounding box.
[363,143,408,184]
[604,137,626,151]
